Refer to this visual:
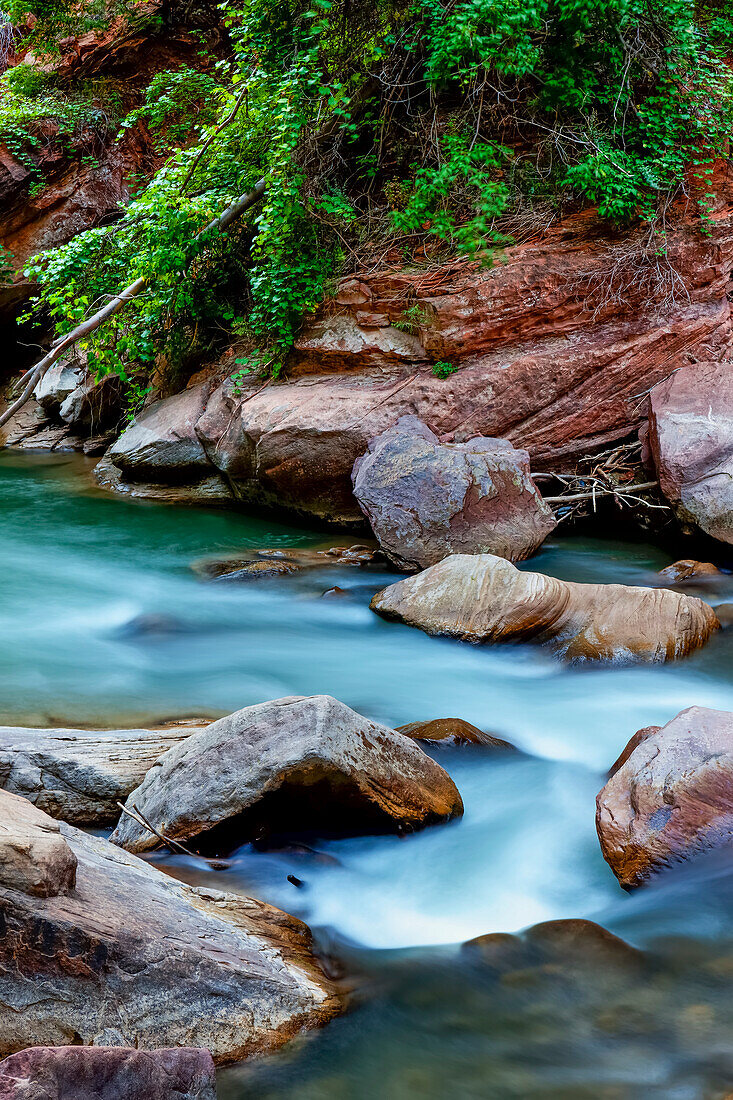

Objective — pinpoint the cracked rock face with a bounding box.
[0,790,340,1062]
[647,360,733,545]
[110,695,463,855]
[0,1045,217,1100]
[597,706,733,888]
[0,725,200,827]
[370,553,719,663]
[351,416,555,570]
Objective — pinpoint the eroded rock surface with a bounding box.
[351,416,555,569]
[597,706,733,888]
[648,361,733,545]
[110,695,463,855]
[0,792,339,1061]
[192,544,383,581]
[0,1046,216,1100]
[371,553,719,662]
[0,725,199,826]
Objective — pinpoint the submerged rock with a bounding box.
[351,416,555,569]
[0,1046,216,1100]
[192,544,383,581]
[396,718,515,749]
[0,725,199,826]
[110,695,463,855]
[0,790,339,1061]
[658,559,723,584]
[648,361,733,545]
[464,918,643,976]
[370,553,719,662]
[597,706,733,888]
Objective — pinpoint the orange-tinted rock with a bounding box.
[648,361,733,545]
[371,553,719,663]
[0,790,76,898]
[352,416,555,568]
[658,559,723,582]
[597,707,733,887]
[607,725,660,778]
[396,718,515,749]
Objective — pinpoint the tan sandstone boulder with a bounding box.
[370,554,719,662]
[0,790,339,1062]
[110,695,463,855]
[597,706,733,888]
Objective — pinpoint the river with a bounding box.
[4,450,733,1099]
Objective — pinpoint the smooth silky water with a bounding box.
[4,451,733,1099]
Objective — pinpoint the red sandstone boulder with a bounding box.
[351,416,555,569]
[371,553,719,663]
[647,361,733,545]
[0,1046,216,1100]
[597,707,733,888]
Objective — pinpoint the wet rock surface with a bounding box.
[0,725,199,826]
[110,695,463,855]
[371,553,719,663]
[0,1046,216,1100]
[648,360,733,545]
[597,706,733,888]
[351,416,555,569]
[192,544,384,581]
[396,718,515,749]
[0,792,339,1062]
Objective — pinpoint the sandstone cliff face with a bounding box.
[102,194,733,524]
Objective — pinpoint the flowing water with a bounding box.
[4,450,733,1099]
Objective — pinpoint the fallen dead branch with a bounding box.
[0,178,267,432]
[116,801,230,868]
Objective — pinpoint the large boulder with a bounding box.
[100,384,234,503]
[597,706,733,888]
[0,790,339,1061]
[0,791,77,898]
[647,361,733,544]
[351,416,555,569]
[0,1046,216,1100]
[0,725,200,826]
[371,553,719,663]
[110,695,463,855]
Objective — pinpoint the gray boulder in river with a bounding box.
[352,416,556,569]
[0,725,201,826]
[0,789,339,1061]
[111,695,464,855]
[370,553,719,663]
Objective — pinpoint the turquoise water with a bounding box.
[3,450,733,1098]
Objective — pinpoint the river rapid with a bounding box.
[4,450,733,1099]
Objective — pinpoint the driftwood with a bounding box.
[0,178,267,431]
